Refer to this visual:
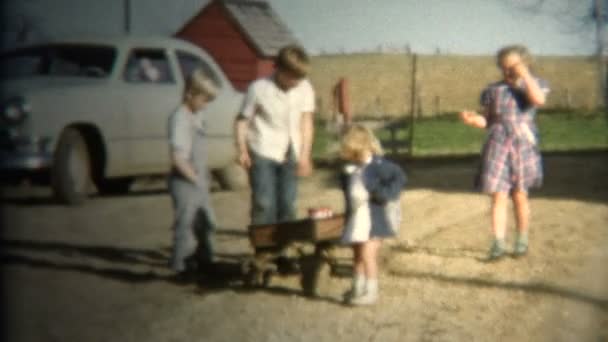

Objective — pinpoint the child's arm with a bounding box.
[366,162,407,204]
[234,82,259,170]
[168,112,199,186]
[459,110,487,129]
[171,152,199,186]
[234,118,251,169]
[297,111,314,177]
[298,82,316,177]
[513,64,546,106]
[460,86,491,129]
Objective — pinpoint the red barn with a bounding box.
[175,0,302,91]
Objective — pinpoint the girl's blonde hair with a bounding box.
[184,68,218,101]
[496,44,533,67]
[340,124,383,161]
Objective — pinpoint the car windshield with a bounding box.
[0,44,117,79]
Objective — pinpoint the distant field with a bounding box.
[312,111,608,159]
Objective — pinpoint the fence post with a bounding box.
[434,95,441,116]
[408,54,418,157]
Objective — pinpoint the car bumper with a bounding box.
[0,134,53,171]
[0,150,52,170]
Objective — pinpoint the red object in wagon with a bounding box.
[308,207,334,220]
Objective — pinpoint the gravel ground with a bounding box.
[2,153,607,342]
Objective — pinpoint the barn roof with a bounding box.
[219,0,301,57]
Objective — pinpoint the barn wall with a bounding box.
[256,59,275,79]
[176,1,260,91]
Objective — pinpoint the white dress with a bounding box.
[341,160,373,243]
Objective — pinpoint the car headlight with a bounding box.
[2,97,31,125]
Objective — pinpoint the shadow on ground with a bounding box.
[1,151,606,207]
[2,238,606,310]
[388,267,608,311]
[316,150,608,204]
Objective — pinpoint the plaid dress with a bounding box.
[476,79,549,193]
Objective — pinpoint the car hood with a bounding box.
[1,76,109,100]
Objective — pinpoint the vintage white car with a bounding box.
[0,36,246,204]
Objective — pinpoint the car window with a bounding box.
[124,49,174,84]
[1,44,116,79]
[176,50,222,89]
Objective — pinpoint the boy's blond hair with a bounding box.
[184,68,218,101]
[340,124,383,161]
[497,44,533,67]
[275,45,310,78]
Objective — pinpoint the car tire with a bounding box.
[51,127,92,205]
[97,177,134,195]
[215,163,248,191]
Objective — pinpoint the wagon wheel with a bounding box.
[300,244,334,297]
[262,269,273,287]
[243,259,262,288]
[243,252,275,288]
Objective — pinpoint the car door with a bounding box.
[120,48,180,173]
[175,50,241,168]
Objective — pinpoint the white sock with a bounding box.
[353,274,365,295]
[366,278,378,297]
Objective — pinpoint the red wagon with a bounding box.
[245,214,346,296]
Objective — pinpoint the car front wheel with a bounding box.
[51,127,92,205]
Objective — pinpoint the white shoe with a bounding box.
[342,287,364,303]
[349,291,377,306]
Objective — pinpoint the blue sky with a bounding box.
[268,0,598,55]
[1,0,600,55]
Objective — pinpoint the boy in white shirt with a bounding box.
[234,45,315,224]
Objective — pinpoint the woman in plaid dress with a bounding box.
[460,45,549,260]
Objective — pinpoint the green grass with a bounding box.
[312,110,608,159]
[537,112,608,151]
[312,121,336,159]
[403,116,485,156]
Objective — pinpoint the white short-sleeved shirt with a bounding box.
[167,104,203,160]
[239,76,315,162]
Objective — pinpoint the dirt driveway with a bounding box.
[2,153,607,342]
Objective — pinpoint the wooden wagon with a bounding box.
[245,214,346,296]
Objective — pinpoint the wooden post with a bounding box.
[124,0,131,34]
[434,95,441,115]
[390,124,398,155]
[595,0,606,107]
[408,54,417,157]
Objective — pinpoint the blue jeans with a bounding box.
[249,148,297,225]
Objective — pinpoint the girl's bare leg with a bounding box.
[349,239,382,305]
[353,243,364,275]
[492,192,509,240]
[489,192,509,259]
[344,243,366,302]
[361,239,381,279]
[512,189,530,255]
[512,190,529,234]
